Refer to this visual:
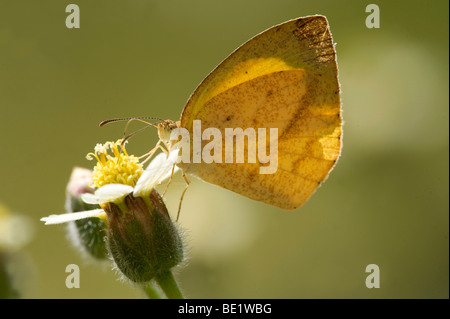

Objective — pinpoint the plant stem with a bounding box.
[155,270,184,299]
[142,281,163,299]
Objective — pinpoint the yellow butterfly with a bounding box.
[117,15,342,214]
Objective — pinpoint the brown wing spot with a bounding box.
[291,16,336,65]
[293,16,327,41]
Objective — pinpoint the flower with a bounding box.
[41,141,184,284]
[41,141,179,225]
[87,140,143,188]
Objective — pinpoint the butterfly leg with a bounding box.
[139,140,168,165]
[162,163,176,197]
[176,170,190,222]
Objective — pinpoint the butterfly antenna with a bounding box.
[99,116,165,127]
[99,117,166,145]
[121,124,154,145]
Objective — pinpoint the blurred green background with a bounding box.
[0,0,448,298]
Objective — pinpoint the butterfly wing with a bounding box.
[178,16,342,210]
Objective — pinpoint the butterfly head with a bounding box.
[157,120,180,145]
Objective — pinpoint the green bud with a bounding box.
[105,189,183,283]
[65,167,108,260]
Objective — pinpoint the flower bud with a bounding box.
[105,189,183,283]
[65,167,108,260]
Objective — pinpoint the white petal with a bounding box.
[81,184,133,205]
[133,155,165,196]
[40,209,105,225]
[95,184,133,203]
[134,149,179,197]
[158,149,180,182]
[80,193,99,204]
[159,164,180,183]
[153,149,179,184]
[167,146,181,164]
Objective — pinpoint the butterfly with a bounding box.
[108,15,342,216]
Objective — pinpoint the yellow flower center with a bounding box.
[86,140,143,188]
